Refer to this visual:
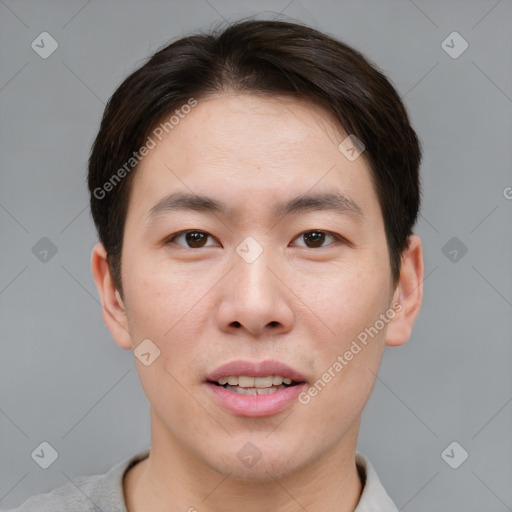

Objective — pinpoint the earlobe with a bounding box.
[91,243,132,350]
[385,235,424,347]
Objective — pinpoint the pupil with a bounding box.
[186,232,206,248]
[305,231,324,247]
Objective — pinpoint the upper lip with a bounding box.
[205,360,308,383]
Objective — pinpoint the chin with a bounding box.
[198,440,313,483]
[215,455,303,483]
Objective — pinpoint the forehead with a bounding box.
[152,93,347,169]
[129,93,381,224]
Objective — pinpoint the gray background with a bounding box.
[1,0,511,510]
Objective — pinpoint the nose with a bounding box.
[215,245,295,338]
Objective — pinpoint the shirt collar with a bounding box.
[354,452,398,512]
[110,450,398,512]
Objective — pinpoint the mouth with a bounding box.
[204,360,308,417]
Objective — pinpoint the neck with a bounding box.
[124,412,363,512]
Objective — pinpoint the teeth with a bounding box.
[254,376,273,387]
[238,376,255,387]
[216,375,294,388]
[272,375,282,385]
[224,384,285,395]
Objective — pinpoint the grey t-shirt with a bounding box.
[3,451,398,512]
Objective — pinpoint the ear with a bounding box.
[385,234,424,347]
[91,243,132,350]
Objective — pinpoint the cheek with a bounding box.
[302,264,391,408]
[297,273,389,425]
[123,262,213,376]
[124,269,204,412]
[305,261,389,347]
[124,258,203,332]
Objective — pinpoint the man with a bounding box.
[7,19,423,511]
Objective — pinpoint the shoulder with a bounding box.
[2,476,105,512]
[1,451,150,512]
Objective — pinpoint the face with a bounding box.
[96,93,417,481]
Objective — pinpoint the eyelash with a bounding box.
[164,230,345,249]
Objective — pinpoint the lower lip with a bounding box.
[204,382,307,417]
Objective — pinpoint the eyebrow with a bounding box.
[146,190,363,223]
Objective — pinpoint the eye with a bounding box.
[292,230,341,248]
[165,230,219,248]
[165,229,344,249]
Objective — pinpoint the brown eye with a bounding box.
[166,231,218,248]
[185,231,208,248]
[293,230,338,248]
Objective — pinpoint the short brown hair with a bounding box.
[88,19,422,295]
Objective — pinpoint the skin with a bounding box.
[92,92,423,512]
